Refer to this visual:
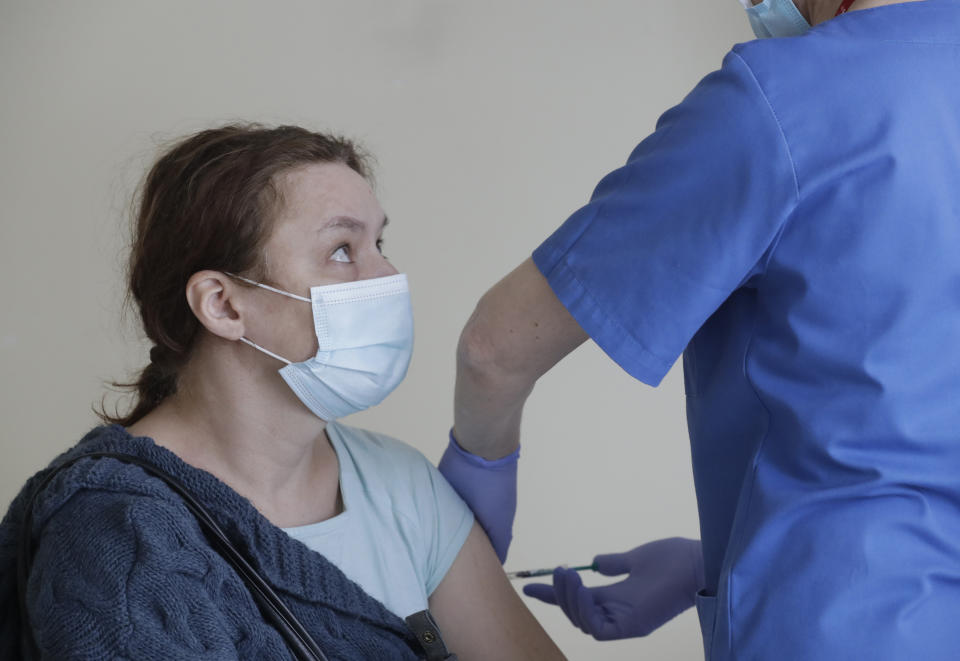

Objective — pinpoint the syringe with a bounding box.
[506,563,597,580]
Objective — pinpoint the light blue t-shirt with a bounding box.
[282,422,473,618]
[533,1,960,659]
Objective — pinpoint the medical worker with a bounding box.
[438,0,960,658]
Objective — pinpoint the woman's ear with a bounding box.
[185,271,246,340]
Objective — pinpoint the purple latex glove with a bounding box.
[523,537,704,640]
[437,430,518,563]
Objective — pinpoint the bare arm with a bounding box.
[454,257,588,459]
[428,522,566,660]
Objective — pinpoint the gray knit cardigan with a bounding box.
[0,425,422,660]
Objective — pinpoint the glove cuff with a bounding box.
[448,429,520,468]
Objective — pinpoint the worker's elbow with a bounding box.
[457,302,527,390]
[457,306,504,379]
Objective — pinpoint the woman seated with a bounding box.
[0,124,565,660]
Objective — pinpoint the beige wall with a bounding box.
[0,1,753,658]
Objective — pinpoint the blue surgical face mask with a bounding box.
[740,0,811,39]
[235,273,414,421]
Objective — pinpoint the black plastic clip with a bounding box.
[405,609,458,661]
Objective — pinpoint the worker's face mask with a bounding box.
[235,273,414,421]
[740,0,810,39]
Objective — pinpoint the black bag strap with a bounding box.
[17,452,328,661]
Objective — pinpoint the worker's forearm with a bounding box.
[453,259,587,459]
[453,342,534,459]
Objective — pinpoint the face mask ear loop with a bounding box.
[239,337,293,365]
[225,272,312,303]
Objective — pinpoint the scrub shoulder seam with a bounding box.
[730,51,801,203]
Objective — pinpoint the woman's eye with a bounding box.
[331,246,352,263]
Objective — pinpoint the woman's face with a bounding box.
[241,161,397,364]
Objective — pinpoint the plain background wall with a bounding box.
[1,1,753,658]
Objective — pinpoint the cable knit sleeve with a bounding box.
[27,488,280,660]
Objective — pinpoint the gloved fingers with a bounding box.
[591,604,631,641]
[555,567,585,631]
[581,585,627,640]
[593,550,634,577]
[588,583,691,640]
[522,582,559,605]
[575,581,602,637]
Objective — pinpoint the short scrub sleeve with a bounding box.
[533,50,799,386]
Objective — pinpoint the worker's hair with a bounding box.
[99,123,371,427]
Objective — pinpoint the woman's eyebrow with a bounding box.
[321,215,390,232]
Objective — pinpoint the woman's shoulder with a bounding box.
[2,425,208,575]
[28,426,189,516]
[24,434,209,567]
[0,427,231,658]
[16,476,265,659]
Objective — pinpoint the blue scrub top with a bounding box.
[532,2,960,658]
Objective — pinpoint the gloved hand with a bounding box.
[437,430,518,563]
[523,537,704,640]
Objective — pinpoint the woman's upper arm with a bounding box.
[428,522,566,661]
